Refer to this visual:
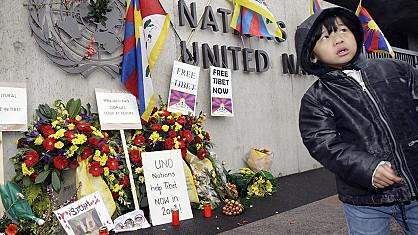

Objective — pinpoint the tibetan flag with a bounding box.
[356,0,394,57]
[229,0,284,40]
[169,90,196,112]
[121,0,170,120]
[212,98,233,114]
[310,0,321,15]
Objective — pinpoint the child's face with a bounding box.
[311,17,357,69]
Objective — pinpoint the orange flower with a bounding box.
[5,223,18,235]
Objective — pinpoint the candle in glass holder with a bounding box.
[172,208,180,226]
[203,203,212,218]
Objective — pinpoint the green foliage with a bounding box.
[65,98,82,119]
[36,104,57,120]
[88,0,111,25]
[34,170,50,184]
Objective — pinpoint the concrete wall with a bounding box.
[408,34,418,52]
[0,0,339,181]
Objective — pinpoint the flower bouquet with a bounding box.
[228,168,278,198]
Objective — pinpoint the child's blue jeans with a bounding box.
[343,199,418,235]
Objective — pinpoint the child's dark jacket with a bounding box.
[296,7,418,205]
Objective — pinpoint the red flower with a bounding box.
[5,223,18,235]
[133,135,145,146]
[168,130,177,138]
[24,150,39,167]
[65,131,76,141]
[66,119,78,124]
[81,146,92,160]
[17,138,26,148]
[89,161,103,177]
[106,158,119,171]
[195,135,203,143]
[197,149,208,160]
[164,138,174,150]
[88,137,99,147]
[30,172,39,183]
[205,131,210,140]
[38,125,55,137]
[120,175,130,187]
[103,132,109,142]
[182,130,193,142]
[177,116,187,125]
[112,191,120,200]
[99,142,110,154]
[43,138,56,151]
[54,155,69,170]
[178,139,186,149]
[151,123,161,131]
[69,160,79,169]
[76,122,92,134]
[163,110,171,117]
[148,117,157,123]
[140,118,148,126]
[167,119,175,125]
[129,150,142,166]
[181,148,187,158]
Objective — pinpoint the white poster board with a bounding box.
[210,66,234,117]
[167,61,200,115]
[142,149,193,226]
[54,192,114,235]
[0,82,27,131]
[95,89,142,130]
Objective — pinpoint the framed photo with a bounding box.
[54,192,113,235]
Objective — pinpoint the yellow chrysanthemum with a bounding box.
[54,141,64,149]
[75,115,82,121]
[103,167,109,176]
[162,125,169,132]
[135,167,143,174]
[109,146,116,156]
[174,123,182,131]
[67,123,75,130]
[138,176,145,183]
[53,129,66,139]
[112,184,123,192]
[51,120,60,128]
[71,134,87,145]
[34,135,44,145]
[108,174,116,182]
[150,132,162,143]
[100,154,108,166]
[22,163,34,176]
[93,130,104,138]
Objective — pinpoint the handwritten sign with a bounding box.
[167,61,200,115]
[210,66,234,117]
[0,83,27,131]
[54,192,113,235]
[142,149,193,226]
[95,89,142,130]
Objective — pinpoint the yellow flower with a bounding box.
[93,130,104,138]
[108,174,116,181]
[109,146,116,156]
[21,163,34,176]
[167,115,173,120]
[100,154,108,166]
[150,132,162,143]
[174,122,182,131]
[51,120,60,128]
[34,135,44,145]
[72,134,87,145]
[135,167,143,174]
[196,143,202,150]
[103,167,109,176]
[162,125,169,132]
[94,150,101,158]
[75,115,82,121]
[70,145,78,152]
[112,184,123,192]
[54,141,64,149]
[239,168,253,175]
[53,129,66,139]
[138,176,145,183]
[67,123,75,130]
[174,112,182,118]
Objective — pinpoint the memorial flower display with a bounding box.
[228,168,278,198]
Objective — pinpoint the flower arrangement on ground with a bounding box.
[228,168,278,198]
[9,99,131,234]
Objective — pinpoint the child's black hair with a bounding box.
[307,14,359,60]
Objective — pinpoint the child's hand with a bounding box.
[373,164,403,188]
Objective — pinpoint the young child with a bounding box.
[296,7,418,234]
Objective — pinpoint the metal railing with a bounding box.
[364,46,418,68]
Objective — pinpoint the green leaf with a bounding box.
[52,171,61,191]
[35,170,51,184]
[22,176,31,186]
[67,98,82,119]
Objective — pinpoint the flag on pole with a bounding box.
[355,0,394,57]
[121,0,170,120]
[310,0,321,15]
[229,0,284,40]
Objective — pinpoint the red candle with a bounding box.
[172,208,180,226]
[203,203,212,218]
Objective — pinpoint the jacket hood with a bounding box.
[295,7,365,76]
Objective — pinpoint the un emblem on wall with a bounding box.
[27,0,126,78]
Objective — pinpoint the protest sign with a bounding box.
[210,66,233,117]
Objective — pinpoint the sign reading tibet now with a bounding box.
[0,83,27,131]
[142,149,193,226]
[167,61,200,116]
[210,66,233,117]
[95,89,142,130]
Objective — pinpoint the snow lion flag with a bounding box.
[229,0,284,40]
[355,0,394,57]
[121,0,170,120]
[310,0,321,15]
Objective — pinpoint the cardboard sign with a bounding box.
[95,89,142,130]
[167,61,200,115]
[142,149,193,226]
[0,83,27,131]
[210,66,234,117]
[54,192,113,235]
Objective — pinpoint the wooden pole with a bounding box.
[120,130,140,210]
